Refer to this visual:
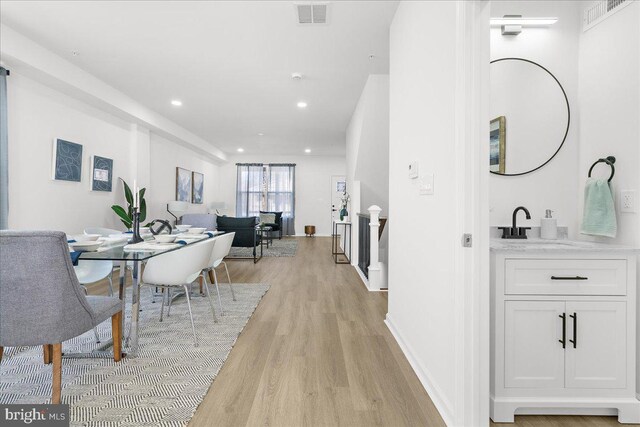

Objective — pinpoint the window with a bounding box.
[267,165,295,218]
[236,163,296,234]
[236,164,264,217]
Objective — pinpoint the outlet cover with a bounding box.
[419,173,434,195]
[620,190,636,213]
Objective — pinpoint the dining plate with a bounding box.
[69,241,103,251]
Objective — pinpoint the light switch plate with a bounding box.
[420,173,434,195]
[409,162,419,179]
[620,190,636,213]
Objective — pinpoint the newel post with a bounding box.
[368,205,382,291]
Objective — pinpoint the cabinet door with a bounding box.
[505,301,566,388]
[565,301,626,389]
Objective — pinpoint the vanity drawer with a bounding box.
[505,259,627,295]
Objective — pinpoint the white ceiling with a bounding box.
[0,1,398,157]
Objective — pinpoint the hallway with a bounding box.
[190,236,445,426]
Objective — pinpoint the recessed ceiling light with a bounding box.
[368,54,376,60]
[305,149,311,153]
[258,133,264,136]
[291,72,303,81]
[297,101,308,109]
[237,148,244,153]
[171,100,182,106]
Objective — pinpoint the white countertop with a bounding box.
[490,238,640,254]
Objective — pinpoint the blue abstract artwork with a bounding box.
[176,167,192,202]
[53,139,83,182]
[192,171,204,204]
[91,155,113,192]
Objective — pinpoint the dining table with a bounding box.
[71,231,223,358]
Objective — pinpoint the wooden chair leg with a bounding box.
[52,343,62,404]
[43,344,53,364]
[208,269,215,285]
[0,346,3,363]
[198,275,204,294]
[112,312,122,362]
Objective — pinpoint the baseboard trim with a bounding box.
[384,314,454,426]
[352,265,388,292]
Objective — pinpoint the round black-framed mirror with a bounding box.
[490,57,571,177]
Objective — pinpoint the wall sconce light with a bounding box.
[490,15,558,36]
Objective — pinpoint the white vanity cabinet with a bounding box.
[490,242,640,423]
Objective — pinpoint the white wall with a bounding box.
[147,132,221,221]
[489,1,581,237]
[577,0,640,247]
[346,74,390,284]
[218,154,346,236]
[6,72,223,234]
[352,75,390,216]
[7,73,134,234]
[387,2,460,423]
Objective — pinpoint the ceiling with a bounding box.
[0,1,398,157]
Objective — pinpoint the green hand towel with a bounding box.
[580,177,617,238]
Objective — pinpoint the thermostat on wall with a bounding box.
[409,162,419,179]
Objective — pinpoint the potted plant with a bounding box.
[339,191,350,221]
[111,179,149,229]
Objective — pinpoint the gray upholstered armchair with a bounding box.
[0,230,123,404]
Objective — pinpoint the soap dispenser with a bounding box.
[540,209,558,240]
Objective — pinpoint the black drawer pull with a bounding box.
[551,276,588,281]
[559,313,566,348]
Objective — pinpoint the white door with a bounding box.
[565,301,626,389]
[504,301,566,389]
[331,175,346,224]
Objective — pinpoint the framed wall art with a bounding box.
[52,138,83,182]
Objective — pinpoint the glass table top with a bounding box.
[77,231,226,262]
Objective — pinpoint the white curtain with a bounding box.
[236,164,264,217]
[267,164,295,235]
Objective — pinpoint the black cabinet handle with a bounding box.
[559,313,566,348]
[569,312,577,348]
[551,276,588,280]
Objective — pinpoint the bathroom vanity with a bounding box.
[490,239,640,423]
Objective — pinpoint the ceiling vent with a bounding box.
[295,3,329,25]
[583,0,631,31]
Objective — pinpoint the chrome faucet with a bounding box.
[499,206,531,239]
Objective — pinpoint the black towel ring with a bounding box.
[588,156,616,182]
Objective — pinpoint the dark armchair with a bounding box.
[259,211,283,239]
[216,216,261,262]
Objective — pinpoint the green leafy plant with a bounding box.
[111,179,148,230]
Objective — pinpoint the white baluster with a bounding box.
[368,205,382,291]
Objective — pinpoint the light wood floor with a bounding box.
[87,237,632,427]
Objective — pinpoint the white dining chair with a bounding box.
[204,232,236,315]
[73,260,115,343]
[141,238,217,346]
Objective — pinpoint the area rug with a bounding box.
[0,283,269,427]
[228,237,298,258]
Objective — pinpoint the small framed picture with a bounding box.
[90,155,113,191]
[52,138,83,182]
[192,171,204,204]
[490,116,506,174]
[176,167,192,202]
